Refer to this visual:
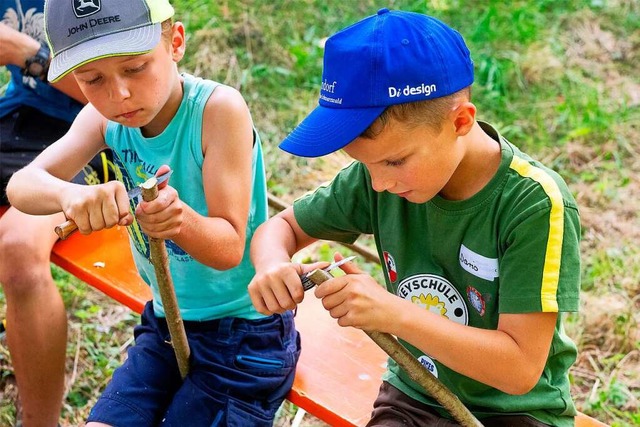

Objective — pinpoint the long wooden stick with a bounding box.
[306,269,483,427]
[141,177,191,379]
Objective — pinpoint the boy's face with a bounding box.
[343,118,464,204]
[72,24,184,131]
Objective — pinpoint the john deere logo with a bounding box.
[73,0,100,18]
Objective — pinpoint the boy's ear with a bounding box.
[171,22,186,62]
[451,101,476,136]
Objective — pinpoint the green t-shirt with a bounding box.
[294,122,580,426]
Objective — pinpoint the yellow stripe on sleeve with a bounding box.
[510,157,564,312]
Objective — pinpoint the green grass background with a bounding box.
[1,1,638,425]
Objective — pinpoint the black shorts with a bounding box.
[0,106,115,205]
[367,382,553,427]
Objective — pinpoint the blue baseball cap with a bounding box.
[279,8,474,157]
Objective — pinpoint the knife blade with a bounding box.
[300,255,357,291]
[126,170,173,203]
[54,170,173,240]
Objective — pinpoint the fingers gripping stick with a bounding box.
[304,268,483,427]
[54,170,173,240]
[300,256,356,291]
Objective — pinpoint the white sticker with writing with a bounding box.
[459,244,499,282]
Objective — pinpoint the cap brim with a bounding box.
[48,23,162,83]
[279,104,385,157]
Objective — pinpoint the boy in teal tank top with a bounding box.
[248,9,580,427]
[7,0,300,425]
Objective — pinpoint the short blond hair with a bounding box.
[361,87,471,139]
[161,18,174,42]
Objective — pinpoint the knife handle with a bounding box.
[55,220,77,240]
[300,273,316,291]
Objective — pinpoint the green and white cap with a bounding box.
[44,0,174,82]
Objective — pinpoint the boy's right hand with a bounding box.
[248,260,329,315]
[60,181,133,235]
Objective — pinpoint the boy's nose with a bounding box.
[370,172,393,193]
[108,79,131,101]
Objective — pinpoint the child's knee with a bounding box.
[0,232,54,288]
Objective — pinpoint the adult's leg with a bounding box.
[0,207,66,427]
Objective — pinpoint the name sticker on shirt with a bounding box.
[459,244,499,282]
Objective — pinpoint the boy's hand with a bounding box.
[135,165,184,240]
[315,253,397,333]
[60,181,133,235]
[248,260,330,315]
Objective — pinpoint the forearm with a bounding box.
[7,166,81,215]
[250,215,303,272]
[170,205,247,270]
[390,300,549,394]
[0,24,86,103]
[0,25,39,67]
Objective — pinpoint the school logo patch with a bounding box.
[73,0,101,18]
[396,274,468,325]
[383,251,397,282]
[397,274,468,379]
[466,286,486,316]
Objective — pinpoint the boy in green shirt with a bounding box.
[248,9,580,427]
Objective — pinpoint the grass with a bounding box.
[1,0,639,425]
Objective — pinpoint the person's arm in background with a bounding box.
[0,22,86,103]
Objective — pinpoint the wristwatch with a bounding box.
[24,42,50,80]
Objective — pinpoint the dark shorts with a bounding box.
[88,302,301,427]
[367,381,552,427]
[0,106,114,205]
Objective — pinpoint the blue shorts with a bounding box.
[88,302,301,427]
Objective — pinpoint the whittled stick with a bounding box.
[141,178,191,379]
[306,269,483,427]
[54,220,77,240]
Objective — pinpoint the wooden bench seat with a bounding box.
[50,225,387,426]
[0,206,607,426]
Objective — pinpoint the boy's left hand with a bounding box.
[135,165,184,239]
[314,253,398,333]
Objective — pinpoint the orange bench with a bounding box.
[50,224,387,426]
[0,206,607,426]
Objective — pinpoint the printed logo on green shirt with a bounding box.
[383,251,397,282]
[396,274,468,325]
[417,355,439,377]
[396,274,468,379]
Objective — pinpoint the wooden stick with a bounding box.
[141,177,191,379]
[54,220,77,240]
[306,269,483,427]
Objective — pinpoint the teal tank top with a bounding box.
[106,73,268,320]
